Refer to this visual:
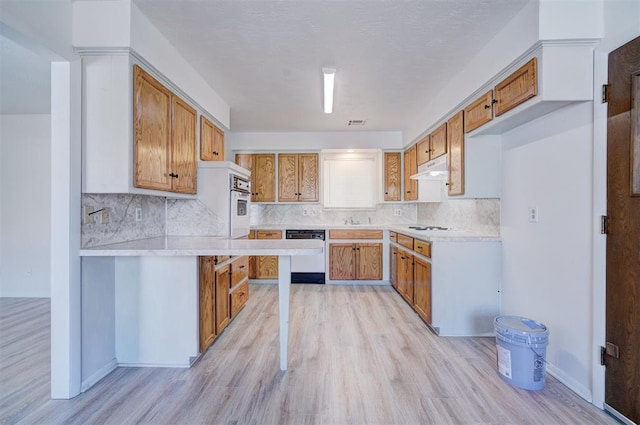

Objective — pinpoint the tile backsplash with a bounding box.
[82,193,500,248]
[81,194,166,248]
[250,203,417,226]
[417,197,500,234]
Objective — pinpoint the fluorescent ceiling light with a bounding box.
[323,67,336,114]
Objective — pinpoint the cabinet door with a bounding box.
[384,152,401,202]
[199,256,215,352]
[397,249,414,304]
[278,153,299,202]
[200,116,224,161]
[403,145,418,201]
[357,243,382,280]
[215,264,230,333]
[298,153,319,202]
[329,243,356,280]
[235,154,253,174]
[464,90,494,133]
[447,110,465,196]
[494,58,537,117]
[390,245,397,289]
[256,230,281,279]
[253,154,276,202]
[248,231,257,279]
[413,256,432,324]
[430,123,447,159]
[133,65,172,192]
[171,96,197,194]
[416,135,431,165]
[230,280,249,318]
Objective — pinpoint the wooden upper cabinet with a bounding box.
[447,110,465,196]
[133,65,197,194]
[416,135,431,165]
[200,116,224,161]
[464,91,494,133]
[235,153,253,174]
[278,153,318,202]
[171,96,197,194]
[429,123,447,159]
[383,152,401,202]
[235,154,276,202]
[495,57,537,117]
[403,145,418,201]
[134,65,172,192]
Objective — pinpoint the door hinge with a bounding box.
[600,215,609,234]
[602,84,610,103]
[601,342,620,365]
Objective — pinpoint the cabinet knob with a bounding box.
[445,182,453,187]
[169,172,179,178]
[484,104,491,109]
[492,99,498,104]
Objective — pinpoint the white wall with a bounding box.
[501,101,594,399]
[0,114,51,297]
[228,131,403,156]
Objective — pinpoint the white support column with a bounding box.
[277,255,292,370]
[50,60,82,399]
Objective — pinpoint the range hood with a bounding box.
[410,154,448,180]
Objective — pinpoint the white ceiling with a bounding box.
[134,0,531,132]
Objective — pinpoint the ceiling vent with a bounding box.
[348,120,366,126]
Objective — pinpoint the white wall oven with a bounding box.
[198,162,251,239]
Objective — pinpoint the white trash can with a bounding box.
[494,316,549,390]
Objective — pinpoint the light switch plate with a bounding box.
[528,206,538,223]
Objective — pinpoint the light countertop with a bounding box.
[80,236,324,257]
[251,224,500,242]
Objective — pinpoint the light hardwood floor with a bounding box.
[2,285,619,425]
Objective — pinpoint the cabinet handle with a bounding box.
[492,99,498,104]
[239,265,245,269]
[169,172,179,178]
[484,104,491,109]
[446,182,453,187]
[213,151,218,155]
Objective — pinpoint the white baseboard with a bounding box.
[81,358,118,393]
[118,362,191,368]
[546,362,593,402]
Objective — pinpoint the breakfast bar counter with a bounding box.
[79,236,324,391]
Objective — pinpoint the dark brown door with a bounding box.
[606,35,640,423]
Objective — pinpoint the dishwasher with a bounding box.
[285,230,326,284]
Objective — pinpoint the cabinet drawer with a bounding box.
[231,256,249,287]
[329,229,383,239]
[397,233,414,250]
[256,230,282,239]
[414,240,431,258]
[389,231,397,243]
[230,280,249,318]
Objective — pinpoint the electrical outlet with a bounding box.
[528,206,538,223]
[101,208,110,224]
[135,208,142,222]
[394,208,402,217]
[83,206,95,224]
[302,209,308,216]
[310,209,317,216]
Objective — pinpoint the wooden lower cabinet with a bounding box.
[329,242,382,280]
[396,248,414,304]
[390,245,397,289]
[413,256,432,324]
[198,256,215,352]
[215,264,230,334]
[254,230,282,279]
[230,280,249,318]
[199,256,234,353]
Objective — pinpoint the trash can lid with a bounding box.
[495,316,548,334]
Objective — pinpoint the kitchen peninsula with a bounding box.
[79,236,323,391]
